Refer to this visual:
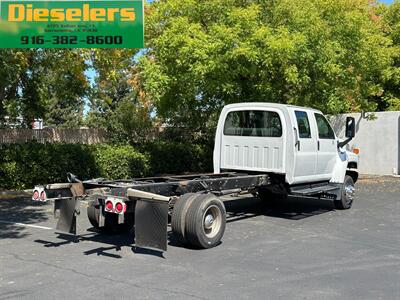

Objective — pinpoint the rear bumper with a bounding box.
[32,185,171,251]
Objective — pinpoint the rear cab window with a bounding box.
[295,111,311,138]
[224,110,282,137]
[314,113,335,139]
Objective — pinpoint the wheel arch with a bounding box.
[346,169,359,183]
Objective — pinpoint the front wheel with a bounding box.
[334,175,355,210]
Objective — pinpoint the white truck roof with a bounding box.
[223,102,323,114]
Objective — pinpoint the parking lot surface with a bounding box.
[0,176,399,299]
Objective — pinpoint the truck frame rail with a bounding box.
[32,172,271,251]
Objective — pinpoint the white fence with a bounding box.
[330,111,400,176]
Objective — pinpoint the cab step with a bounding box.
[290,184,340,196]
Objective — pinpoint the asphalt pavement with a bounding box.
[0,176,399,300]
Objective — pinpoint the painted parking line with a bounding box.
[0,220,52,230]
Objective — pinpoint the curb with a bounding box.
[0,189,33,199]
[359,175,400,179]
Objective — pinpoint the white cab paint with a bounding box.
[219,106,286,174]
[214,103,358,185]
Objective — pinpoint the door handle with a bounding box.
[317,141,320,151]
[293,127,299,151]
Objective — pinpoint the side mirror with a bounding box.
[345,117,355,139]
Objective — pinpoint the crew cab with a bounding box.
[214,103,358,208]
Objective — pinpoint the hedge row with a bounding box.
[141,141,213,175]
[0,142,213,190]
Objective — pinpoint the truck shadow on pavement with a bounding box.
[224,196,334,223]
[168,196,334,249]
[33,196,334,258]
[35,230,166,258]
[0,197,50,239]
[35,230,136,259]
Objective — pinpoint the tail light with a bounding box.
[32,186,46,201]
[115,202,123,213]
[40,191,46,201]
[105,201,113,212]
[353,148,360,155]
[104,197,126,214]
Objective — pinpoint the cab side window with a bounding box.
[314,113,335,139]
[295,111,311,138]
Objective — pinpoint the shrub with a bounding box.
[0,143,98,190]
[0,143,150,189]
[0,141,212,190]
[94,145,150,180]
[142,141,213,175]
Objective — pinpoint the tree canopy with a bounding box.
[380,0,400,110]
[0,0,399,136]
[0,49,88,128]
[139,0,397,134]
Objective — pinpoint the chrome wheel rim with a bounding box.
[203,205,222,239]
[345,184,355,203]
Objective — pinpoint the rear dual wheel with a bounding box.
[172,193,226,249]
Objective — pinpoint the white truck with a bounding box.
[32,103,359,251]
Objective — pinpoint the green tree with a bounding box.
[42,50,89,127]
[140,0,392,135]
[0,49,88,128]
[0,49,41,127]
[381,0,400,110]
[86,49,153,144]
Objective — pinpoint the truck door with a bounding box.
[313,113,337,180]
[292,110,318,182]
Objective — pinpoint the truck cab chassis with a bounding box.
[32,103,359,252]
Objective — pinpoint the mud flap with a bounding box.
[134,199,169,251]
[54,197,79,234]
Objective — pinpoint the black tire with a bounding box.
[185,194,226,249]
[257,188,274,201]
[334,175,355,210]
[171,193,198,244]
